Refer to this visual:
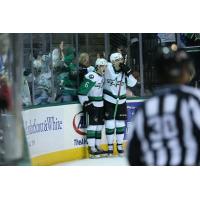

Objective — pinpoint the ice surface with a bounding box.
[55,156,129,166]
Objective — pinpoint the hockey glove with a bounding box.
[83,101,93,113]
[120,63,132,76]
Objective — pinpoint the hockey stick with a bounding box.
[113,72,125,120]
[82,105,89,128]
[82,101,93,128]
[113,54,127,120]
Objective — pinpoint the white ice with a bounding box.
[55,156,129,166]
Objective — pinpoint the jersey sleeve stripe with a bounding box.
[103,89,126,99]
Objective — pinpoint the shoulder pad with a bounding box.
[105,62,113,73]
[107,62,113,69]
[85,72,97,81]
[87,66,95,72]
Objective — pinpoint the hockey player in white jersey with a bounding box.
[78,58,107,158]
[104,52,137,156]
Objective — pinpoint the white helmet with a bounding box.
[110,53,124,71]
[95,58,107,67]
[95,58,107,75]
[110,53,123,63]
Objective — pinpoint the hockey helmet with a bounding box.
[95,58,107,75]
[110,53,123,71]
[110,53,123,63]
[95,58,107,67]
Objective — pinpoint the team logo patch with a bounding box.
[120,114,127,117]
[89,74,94,79]
[94,117,98,122]
[105,112,109,117]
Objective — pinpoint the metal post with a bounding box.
[71,34,74,47]
[85,33,89,53]
[104,33,110,60]
[42,34,47,53]
[127,33,131,67]
[12,34,23,102]
[75,33,79,86]
[139,33,145,96]
[49,33,55,102]
[176,33,181,48]
[4,33,24,162]
[30,33,35,105]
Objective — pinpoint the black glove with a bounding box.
[120,63,132,76]
[23,69,31,76]
[83,101,93,113]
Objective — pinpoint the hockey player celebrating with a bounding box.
[78,58,107,158]
[104,52,137,156]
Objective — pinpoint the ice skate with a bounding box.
[117,144,124,157]
[88,147,100,159]
[95,146,108,157]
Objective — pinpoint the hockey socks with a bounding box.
[87,126,104,158]
[95,130,101,147]
[106,128,115,145]
[116,126,125,145]
[95,133,107,157]
[107,144,114,156]
[86,130,96,147]
[87,129,100,158]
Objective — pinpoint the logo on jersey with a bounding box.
[105,112,109,117]
[107,78,125,87]
[89,74,94,79]
[95,82,103,89]
[94,117,98,122]
[72,111,86,136]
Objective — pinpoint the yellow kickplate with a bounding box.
[31,142,128,166]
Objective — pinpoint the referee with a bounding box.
[127,45,200,166]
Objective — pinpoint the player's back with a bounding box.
[128,85,200,166]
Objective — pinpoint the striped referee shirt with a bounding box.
[128,85,200,166]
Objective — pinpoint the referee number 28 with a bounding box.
[148,114,178,141]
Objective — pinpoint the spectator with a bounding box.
[33,53,52,105]
[52,41,65,69]
[52,41,65,97]
[0,33,12,112]
[78,53,94,84]
[21,74,32,106]
[97,52,105,59]
[23,53,35,98]
[0,74,11,112]
[116,45,127,59]
[126,88,134,97]
[56,47,78,102]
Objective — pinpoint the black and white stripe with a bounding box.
[128,85,200,166]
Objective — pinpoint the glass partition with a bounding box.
[22,33,198,107]
[0,33,29,165]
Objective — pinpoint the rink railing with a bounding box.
[22,97,147,166]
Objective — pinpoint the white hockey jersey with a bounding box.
[87,66,95,72]
[78,71,104,107]
[103,62,137,104]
